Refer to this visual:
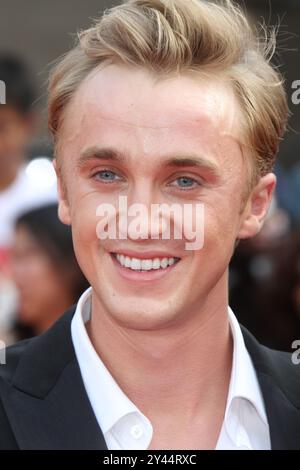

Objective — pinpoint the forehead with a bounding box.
[59,63,242,162]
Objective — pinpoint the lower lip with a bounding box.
[110,253,180,282]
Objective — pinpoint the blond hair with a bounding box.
[48,0,289,184]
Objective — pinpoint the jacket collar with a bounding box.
[241,326,300,449]
[2,306,108,449]
[2,307,300,449]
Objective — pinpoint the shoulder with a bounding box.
[0,306,77,449]
[0,306,76,394]
[241,325,300,408]
[0,339,34,450]
[0,338,33,383]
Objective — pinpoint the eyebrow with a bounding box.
[78,146,126,167]
[163,156,221,178]
[78,146,221,178]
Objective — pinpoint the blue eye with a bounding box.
[95,170,120,182]
[172,176,200,189]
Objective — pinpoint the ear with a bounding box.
[237,172,276,240]
[53,159,71,226]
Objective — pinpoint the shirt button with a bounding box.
[130,424,144,439]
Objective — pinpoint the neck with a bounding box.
[87,275,233,426]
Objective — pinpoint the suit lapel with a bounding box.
[256,371,300,449]
[1,307,108,450]
[3,306,300,449]
[242,326,300,450]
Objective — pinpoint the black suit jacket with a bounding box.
[0,305,300,450]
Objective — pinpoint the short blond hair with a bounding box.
[48,0,289,184]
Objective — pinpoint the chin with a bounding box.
[104,296,183,331]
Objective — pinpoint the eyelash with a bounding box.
[167,176,202,191]
[92,169,202,190]
[92,169,124,183]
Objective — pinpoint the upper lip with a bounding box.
[111,250,181,260]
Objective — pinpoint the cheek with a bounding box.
[14,258,44,289]
[70,195,100,245]
[69,185,124,245]
[187,218,235,292]
[207,177,245,231]
[199,201,241,261]
[18,267,64,320]
[16,257,62,301]
[31,259,55,287]
[69,195,103,279]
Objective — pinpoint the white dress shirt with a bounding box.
[71,287,271,450]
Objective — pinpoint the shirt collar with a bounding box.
[71,286,145,435]
[226,306,268,426]
[222,306,269,449]
[71,287,268,446]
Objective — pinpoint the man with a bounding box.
[0,0,299,450]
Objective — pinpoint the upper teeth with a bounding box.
[115,254,179,271]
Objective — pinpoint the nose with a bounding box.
[118,181,166,242]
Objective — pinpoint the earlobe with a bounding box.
[57,201,71,226]
[53,159,71,226]
[237,173,276,240]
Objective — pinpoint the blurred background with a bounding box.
[0,0,299,350]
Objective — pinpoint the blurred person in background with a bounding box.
[0,56,57,341]
[0,55,57,254]
[260,230,300,351]
[275,134,300,227]
[10,203,89,340]
[229,196,291,348]
[231,225,300,352]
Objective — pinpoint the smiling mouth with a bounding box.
[111,252,181,272]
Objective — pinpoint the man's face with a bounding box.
[56,64,272,330]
